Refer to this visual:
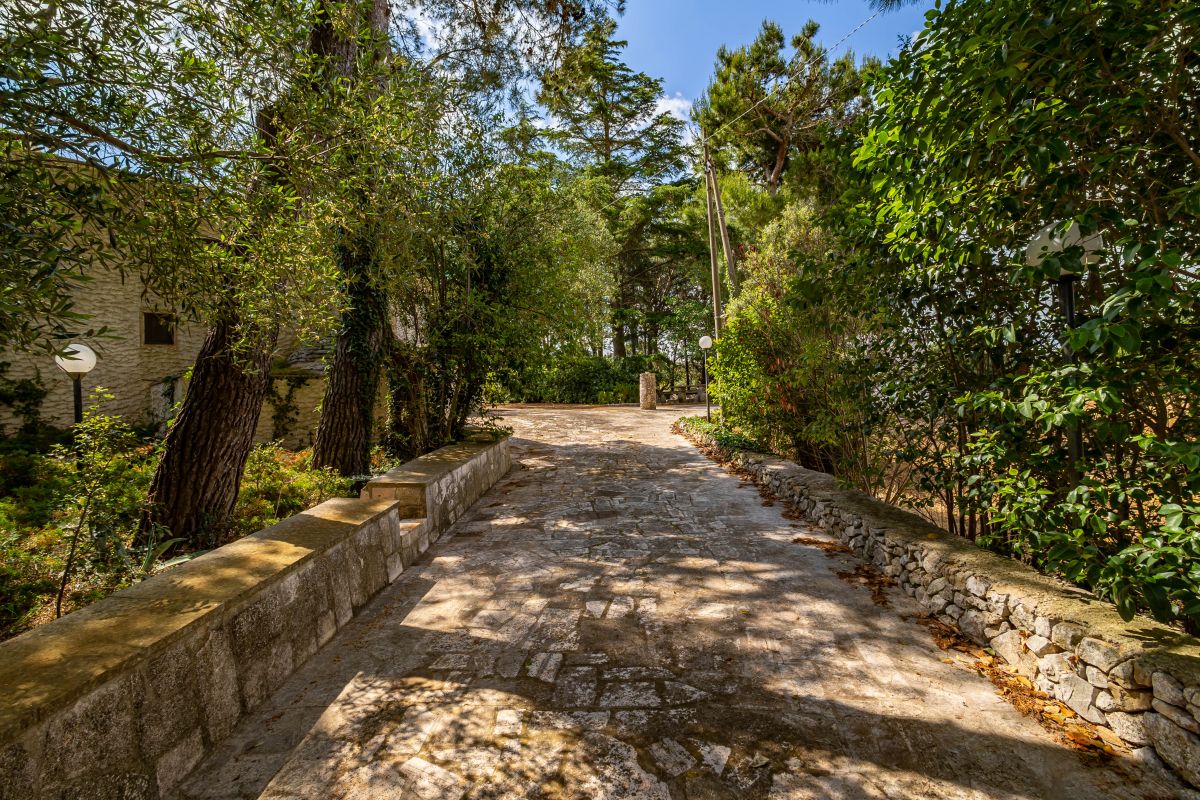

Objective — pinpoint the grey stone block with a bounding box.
[42,677,140,786]
[137,640,203,761]
[1107,711,1149,746]
[155,726,204,797]
[1154,671,1188,707]
[0,732,40,800]
[1154,699,1200,735]
[197,628,241,743]
[1057,672,1105,724]
[1050,622,1085,649]
[1147,712,1200,788]
[1077,637,1124,672]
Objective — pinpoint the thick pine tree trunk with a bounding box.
[308,0,390,476]
[312,246,386,476]
[613,318,627,358]
[142,320,273,548]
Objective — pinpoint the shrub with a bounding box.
[675,416,766,454]
[512,352,653,405]
[0,405,355,640]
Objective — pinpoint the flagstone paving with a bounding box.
[180,405,1191,800]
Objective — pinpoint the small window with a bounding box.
[143,312,176,346]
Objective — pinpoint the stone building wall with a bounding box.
[252,375,326,450]
[0,271,357,450]
[1,270,205,432]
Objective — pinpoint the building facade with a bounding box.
[1,269,328,449]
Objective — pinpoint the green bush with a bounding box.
[0,400,355,641]
[512,352,654,405]
[232,442,354,538]
[850,0,1200,630]
[676,416,766,454]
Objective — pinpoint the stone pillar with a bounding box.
[639,372,657,410]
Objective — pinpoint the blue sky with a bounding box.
[614,0,938,120]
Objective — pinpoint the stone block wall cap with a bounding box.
[367,438,506,488]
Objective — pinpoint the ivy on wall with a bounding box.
[266,374,311,443]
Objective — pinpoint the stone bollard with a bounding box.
[639,372,657,410]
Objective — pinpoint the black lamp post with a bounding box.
[699,335,713,422]
[1027,222,1102,483]
[1056,273,1084,476]
[54,343,97,424]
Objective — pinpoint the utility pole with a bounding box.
[702,131,722,336]
[705,153,740,297]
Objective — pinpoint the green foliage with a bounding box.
[539,18,686,194]
[0,362,49,436]
[266,374,311,442]
[696,20,871,195]
[537,18,705,369]
[232,442,353,537]
[511,352,653,405]
[382,121,617,458]
[1,0,343,356]
[396,0,617,101]
[676,416,766,454]
[711,201,908,497]
[0,394,353,640]
[851,0,1200,629]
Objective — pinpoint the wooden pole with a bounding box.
[702,133,723,337]
[706,156,740,297]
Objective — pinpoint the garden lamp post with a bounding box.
[1026,223,1103,482]
[54,343,97,425]
[699,335,713,422]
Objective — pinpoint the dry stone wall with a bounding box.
[684,427,1200,790]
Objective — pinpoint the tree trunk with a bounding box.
[613,318,627,358]
[308,0,391,476]
[142,320,273,548]
[312,243,387,476]
[384,346,431,461]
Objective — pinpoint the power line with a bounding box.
[591,6,887,215]
[696,8,884,149]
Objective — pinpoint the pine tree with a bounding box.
[538,20,687,356]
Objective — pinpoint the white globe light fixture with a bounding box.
[54,343,97,377]
[1025,221,1104,273]
[54,343,97,424]
[698,336,714,421]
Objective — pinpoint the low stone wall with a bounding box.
[682,426,1200,789]
[362,436,512,532]
[0,436,509,800]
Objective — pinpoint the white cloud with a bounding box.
[655,92,693,122]
[409,9,445,50]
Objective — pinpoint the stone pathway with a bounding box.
[181,405,1186,799]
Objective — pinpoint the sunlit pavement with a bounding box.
[180,405,1184,799]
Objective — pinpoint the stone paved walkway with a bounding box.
[182,406,1184,800]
